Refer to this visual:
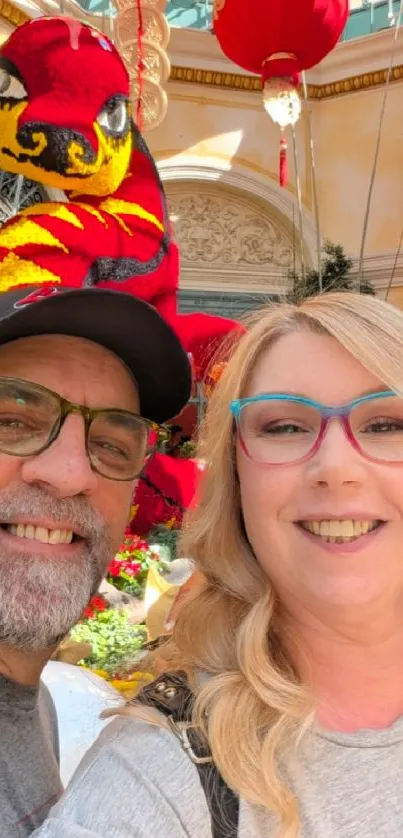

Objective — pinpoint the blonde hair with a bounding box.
[140,293,403,837]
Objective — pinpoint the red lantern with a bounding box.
[213,0,348,185]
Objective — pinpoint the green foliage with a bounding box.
[287,241,376,303]
[147,524,179,561]
[70,608,147,676]
[177,440,197,459]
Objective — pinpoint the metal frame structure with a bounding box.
[0,171,47,223]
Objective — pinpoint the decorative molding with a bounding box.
[160,173,316,295]
[349,251,403,289]
[167,182,295,272]
[169,63,403,101]
[308,29,403,84]
[159,161,318,267]
[170,65,262,92]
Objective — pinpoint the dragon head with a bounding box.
[0,16,132,196]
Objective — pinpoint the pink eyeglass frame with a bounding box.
[230,390,403,467]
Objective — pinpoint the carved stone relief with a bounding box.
[167,185,294,271]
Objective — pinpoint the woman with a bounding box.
[36,292,403,838]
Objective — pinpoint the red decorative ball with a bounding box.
[214,0,349,81]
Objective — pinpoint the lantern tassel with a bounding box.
[279,132,287,187]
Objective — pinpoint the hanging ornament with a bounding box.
[136,0,145,130]
[115,0,171,132]
[262,75,301,186]
[213,0,348,187]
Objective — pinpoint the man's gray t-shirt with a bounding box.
[0,673,62,836]
[33,711,403,837]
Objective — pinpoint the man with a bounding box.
[0,283,191,836]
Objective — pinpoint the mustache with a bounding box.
[0,485,108,542]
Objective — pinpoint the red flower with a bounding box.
[91,595,108,612]
[118,533,150,554]
[108,559,122,578]
[80,595,108,620]
[137,540,149,551]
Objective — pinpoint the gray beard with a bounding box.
[0,485,113,650]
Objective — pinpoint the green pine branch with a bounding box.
[287,241,376,304]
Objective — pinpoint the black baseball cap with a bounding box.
[0,285,192,424]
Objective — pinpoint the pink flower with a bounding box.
[121,561,142,577]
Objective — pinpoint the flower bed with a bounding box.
[66,449,198,686]
[107,533,167,599]
[67,530,172,685]
[71,600,147,678]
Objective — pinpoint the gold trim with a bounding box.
[0,0,29,27]
[170,65,263,93]
[169,64,403,100]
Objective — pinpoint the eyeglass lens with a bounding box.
[0,378,151,480]
[238,395,403,464]
[88,411,149,480]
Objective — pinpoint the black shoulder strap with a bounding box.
[136,671,239,838]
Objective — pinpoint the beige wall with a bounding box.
[314,82,403,256]
[149,85,310,207]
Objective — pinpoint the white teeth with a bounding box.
[35,526,50,544]
[340,521,355,538]
[5,524,74,545]
[302,519,379,542]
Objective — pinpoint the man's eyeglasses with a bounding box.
[230,391,403,466]
[0,376,170,481]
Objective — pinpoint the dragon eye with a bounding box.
[0,69,26,100]
[97,98,129,137]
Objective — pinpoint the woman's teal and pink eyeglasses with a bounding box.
[230,391,403,466]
